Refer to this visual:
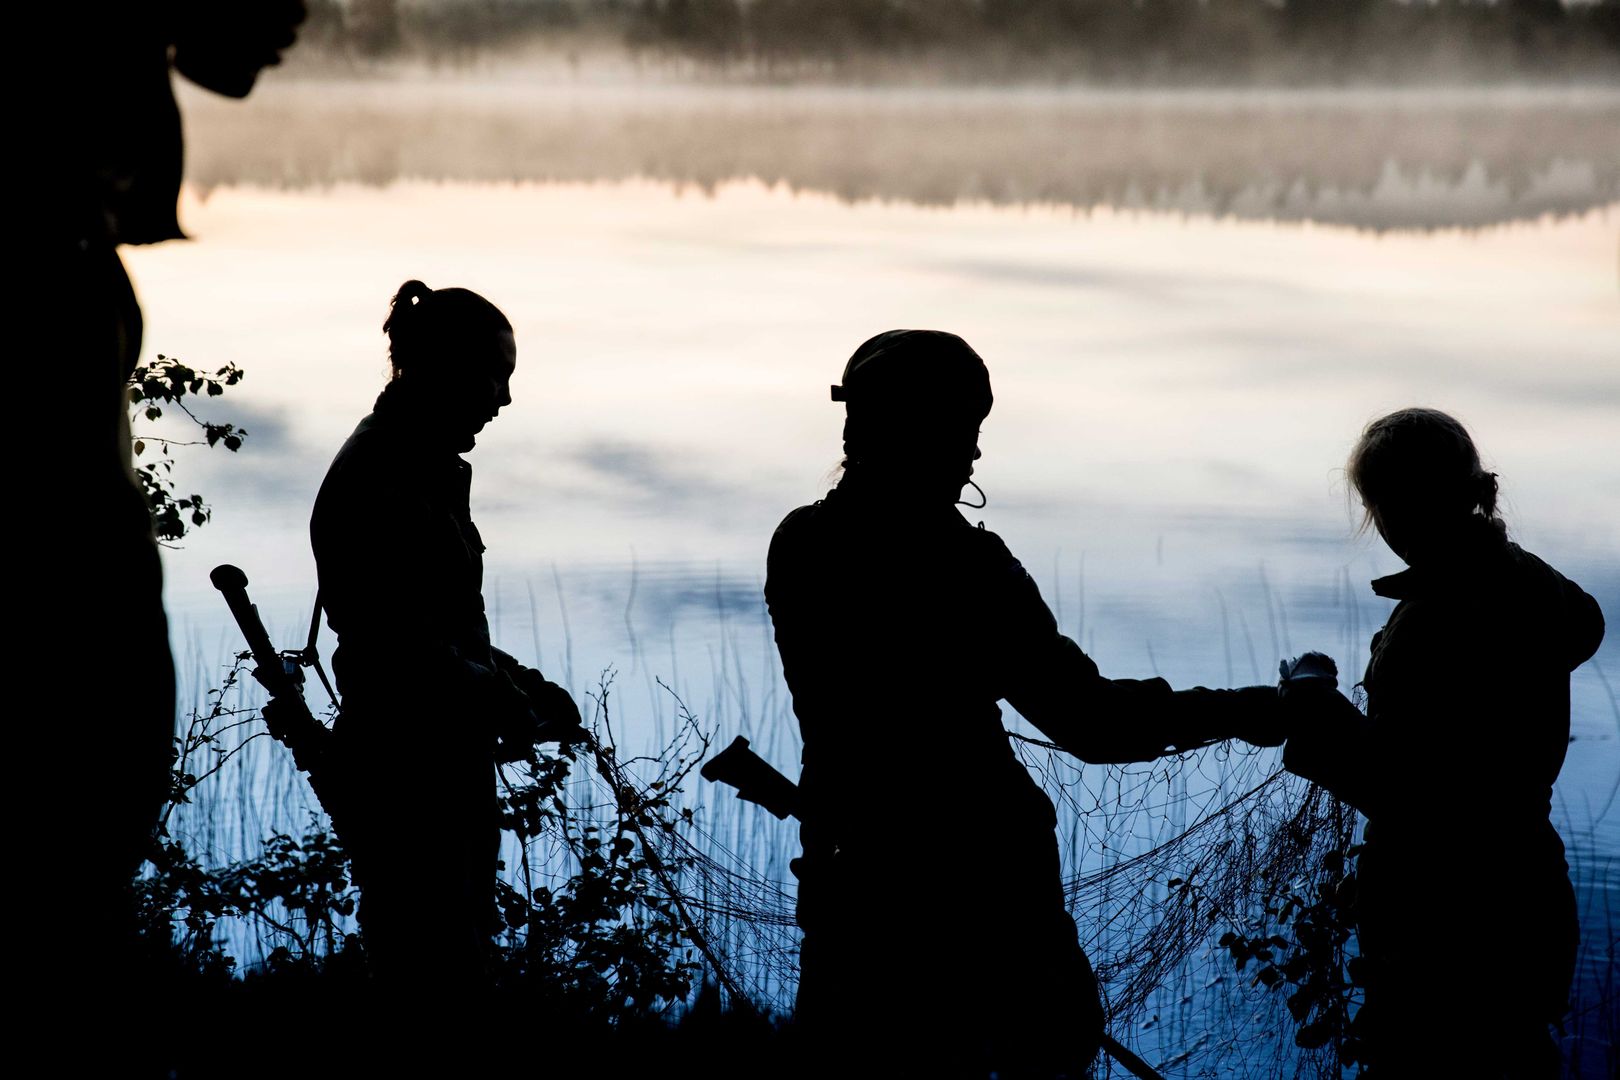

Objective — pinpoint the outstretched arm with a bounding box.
[986,543,1281,764]
[1005,630,1282,764]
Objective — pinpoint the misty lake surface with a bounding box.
[127,76,1618,1072]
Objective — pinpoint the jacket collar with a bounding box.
[364,379,476,460]
[1370,568,1416,601]
[830,463,969,521]
[1370,518,1509,601]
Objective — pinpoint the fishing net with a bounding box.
[550,675,1356,1079]
[169,635,1354,1078]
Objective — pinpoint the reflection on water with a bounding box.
[180,79,1620,230]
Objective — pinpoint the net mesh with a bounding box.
[550,688,1355,1079]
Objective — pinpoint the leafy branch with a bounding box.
[128,354,248,543]
[144,660,711,1016]
[493,669,710,1018]
[142,652,357,975]
[1218,841,1367,1072]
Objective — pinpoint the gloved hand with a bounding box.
[487,671,544,763]
[1275,653,1369,803]
[509,667,588,748]
[1278,652,1339,698]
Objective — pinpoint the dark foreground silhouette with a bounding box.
[765,329,1286,1078]
[310,281,581,992]
[1281,408,1605,1079]
[29,2,301,1058]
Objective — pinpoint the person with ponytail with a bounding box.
[1280,407,1605,1077]
[764,330,1291,1077]
[310,280,581,990]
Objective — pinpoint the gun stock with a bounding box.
[700,736,800,821]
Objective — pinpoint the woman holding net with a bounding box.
[1281,408,1604,1078]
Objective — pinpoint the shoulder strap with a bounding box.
[302,590,341,712]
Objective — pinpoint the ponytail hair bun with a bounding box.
[1346,407,1505,537]
[381,279,512,378]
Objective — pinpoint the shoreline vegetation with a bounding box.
[132,360,1618,1076]
[142,397,1359,1074]
[149,649,1355,1077]
[146,442,1616,1074]
[147,598,1618,1078]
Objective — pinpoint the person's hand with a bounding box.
[487,671,542,762]
[1276,653,1347,764]
[531,682,588,748]
[1278,652,1338,698]
[511,668,588,747]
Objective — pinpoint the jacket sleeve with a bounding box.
[1280,688,1382,813]
[1561,578,1605,672]
[492,648,579,724]
[1282,596,1499,821]
[763,507,838,742]
[988,538,1278,763]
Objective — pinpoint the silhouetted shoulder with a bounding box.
[766,500,828,571]
[772,500,825,540]
[1503,542,1605,671]
[313,422,369,520]
[957,518,1039,590]
[961,518,1018,559]
[313,414,419,511]
[322,414,393,476]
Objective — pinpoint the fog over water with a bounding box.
[179,80,1620,229]
[134,74,1618,1071]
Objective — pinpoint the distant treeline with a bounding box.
[182,80,1620,230]
[294,0,1620,80]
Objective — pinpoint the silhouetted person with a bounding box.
[765,330,1287,1078]
[310,281,581,991]
[32,0,300,1021]
[1280,408,1604,1079]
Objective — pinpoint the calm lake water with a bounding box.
[127,76,1618,1075]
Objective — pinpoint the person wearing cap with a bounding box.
[764,330,1288,1077]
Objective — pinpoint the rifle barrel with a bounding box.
[210,564,289,694]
